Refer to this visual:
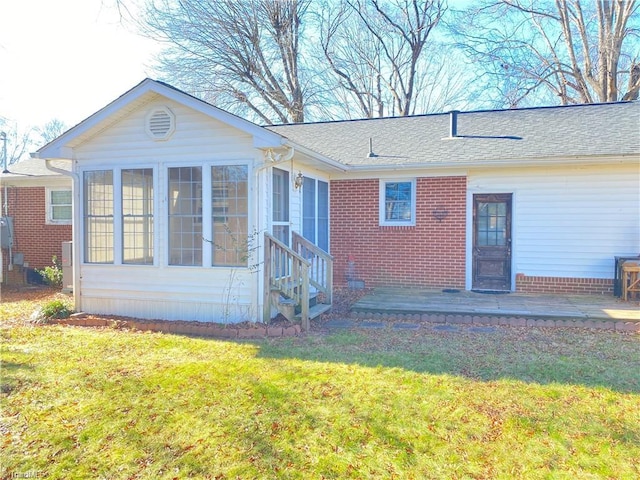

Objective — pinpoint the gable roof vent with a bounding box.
[145,106,175,141]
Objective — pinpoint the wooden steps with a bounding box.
[264,232,333,332]
[296,303,332,321]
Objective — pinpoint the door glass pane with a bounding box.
[302,177,316,244]
[477,201,507,246]
[273,225,290,246]
[318,181,329,251]
[272,169,289,222]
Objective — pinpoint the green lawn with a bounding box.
[2,320,639,479]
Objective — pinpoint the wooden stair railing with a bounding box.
[292,232,333,306]
[263,232,333,331]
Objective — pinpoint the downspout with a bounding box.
[44,158,80,312]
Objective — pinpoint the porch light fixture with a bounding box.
[294,171,304,190]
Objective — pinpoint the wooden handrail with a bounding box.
[263,233,310,330]
[292,232,333,305]
[264,232,334,331]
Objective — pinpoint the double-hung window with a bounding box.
[84,170,114,263]
[167,165,250,267]
[212,165,248,266]
[46,188,72,224]
[379,179,416,226]
[168,167,202,266]
[122,169,154,264]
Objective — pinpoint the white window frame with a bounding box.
[302,176,329,252]
[46,187,72,225]
[379,178,417,227]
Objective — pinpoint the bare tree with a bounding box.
[135,0,310,124]
[453,0,640,107]
[0,119,34,166]
[320,0,447,117]
[35,119,67,146]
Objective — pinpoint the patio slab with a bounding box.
[351,288,640,322]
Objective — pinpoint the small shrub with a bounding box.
[36,256,63,288]
[40,299,73,320]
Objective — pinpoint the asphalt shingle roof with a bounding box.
[267,101,640,168]
[1,158,69,179]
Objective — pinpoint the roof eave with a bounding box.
[344,153,639,172]
[35,78,286,160]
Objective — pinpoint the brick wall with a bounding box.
[2,186,72,285]
[515,274,613,295]
[330,177,467,289]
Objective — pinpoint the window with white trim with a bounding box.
[84,171,114,263]
[122,169,154,265]
[168,167,202,266]
[211,165,248,266]
[46,188,72,224]
[379,179,416,226]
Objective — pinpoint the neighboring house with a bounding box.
[0,158,73,285]
[34,79,639,326]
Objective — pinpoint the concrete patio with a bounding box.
[350,288,640,323]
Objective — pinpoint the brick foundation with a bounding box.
[330,176,467,289]
[515,274,613,295]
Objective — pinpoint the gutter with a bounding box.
[342,153,640,172]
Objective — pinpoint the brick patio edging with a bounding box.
[348,311,640,332]
[52,316,302,338]
[51,312,640,336]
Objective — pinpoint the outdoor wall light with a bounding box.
[294,171,304,190]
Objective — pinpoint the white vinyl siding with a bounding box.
[74,100,262,323]
[467,164,639,281]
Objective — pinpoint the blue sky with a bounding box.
[0,0,158,129]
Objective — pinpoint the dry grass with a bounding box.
[0,286,72,326]
[2,288,639,479]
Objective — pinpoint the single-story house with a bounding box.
[33,79,639,327]
[0,158,72,285]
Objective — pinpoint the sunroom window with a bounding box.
[168,167,202,266]
[84,170,114,263]
[211,165,248,266]
[122,169,154,264]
